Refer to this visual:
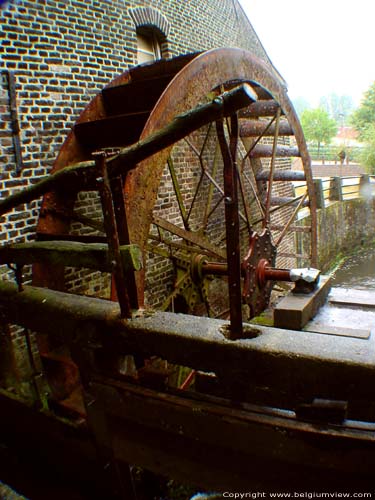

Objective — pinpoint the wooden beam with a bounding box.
[0,241,142,273]
[0,83,257,217]
[0,280,375,418]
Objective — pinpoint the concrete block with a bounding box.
[273,275,331,330]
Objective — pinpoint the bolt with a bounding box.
[225,196,232,204]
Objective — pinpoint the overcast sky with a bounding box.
[239,0,375,107]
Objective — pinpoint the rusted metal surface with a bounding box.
[4,70,23,175]
[216,115,243,338]
[242,229,276,318]
[95,153,132,318]
[256,169,305,181]
[239,99,281,117]
[11,48,318,331]
[125,48,318,307]
[109,175,139,310]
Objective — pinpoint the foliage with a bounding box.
[300,108,337,153]
[358,123,375,173]
[350,81,375,137]
[319,93,354,124]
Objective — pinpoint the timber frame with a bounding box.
[0,51,373,497]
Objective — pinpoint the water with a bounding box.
[331,247,375,289]
[306,247,375,333]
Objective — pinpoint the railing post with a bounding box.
[313,178,324,209]
[329,176,343,201]
[359,174,371,198]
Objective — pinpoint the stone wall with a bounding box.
[298,196,375,273]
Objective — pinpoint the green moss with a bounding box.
[249,312,274,327]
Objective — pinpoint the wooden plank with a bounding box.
[240,119,293,137]
[250,144,300,158]
[102,74,174,115]
[273,276,332,330]
[1,280,375,418]
[0,241,142,273]
[74,111,149,151]
[256,169,305,181]
[86,378,375,491]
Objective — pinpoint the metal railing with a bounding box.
[308,145,362,163]
[293,174,375,213]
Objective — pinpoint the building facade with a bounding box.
[0,0,288,391]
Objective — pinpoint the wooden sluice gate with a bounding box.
[1,49,375,497]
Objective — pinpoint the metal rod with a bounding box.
[264,107,281,227]
[109,175,139,310]
[4,70,23,175]
[96,153,132,318]
[216,115,243,339]
[275,192,308,247]
[167,156,189,230]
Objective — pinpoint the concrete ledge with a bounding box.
[273,276,332,330]
[329,288,375,309]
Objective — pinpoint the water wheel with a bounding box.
[34,48,317,336]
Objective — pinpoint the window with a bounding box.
[137,31,161,64]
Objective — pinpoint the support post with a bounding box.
[359,174,371,198]
[95,153,132,318]
[329,176,343,201]
[313,178,325,209]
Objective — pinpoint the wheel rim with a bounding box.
[34,48,317,325]
[124,48,317,317]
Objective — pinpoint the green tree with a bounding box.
[350,81,375,137]
[359,123,375,173]
[300,108,337,156]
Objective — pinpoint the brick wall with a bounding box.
[0,0,275,276]
[0,0,290,390]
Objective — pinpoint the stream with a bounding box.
[331,247,375,289]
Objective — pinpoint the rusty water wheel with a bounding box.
[33,49,317,399]
[35,48,317,327]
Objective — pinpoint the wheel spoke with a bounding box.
[167,156,189,230]
[152,214,226,259]
[275,191,308,247]
[264,107,282,227]
[202,142,220,229]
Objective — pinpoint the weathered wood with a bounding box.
[1,280,375,419]
[249,144,300,158]
[240,118,293,137]
[0,241,142,273]
[256,169,305,181]
[87,378,375,491]
[0,83,257,217]
[274,276,332,330]
[239,99,281,118]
